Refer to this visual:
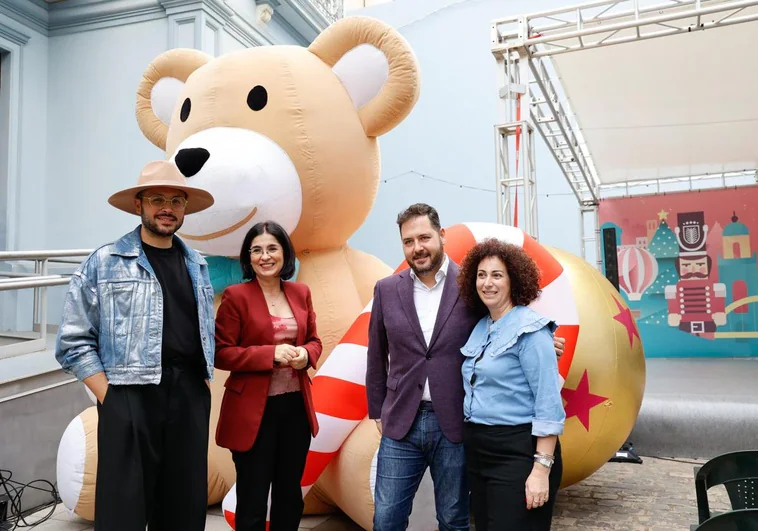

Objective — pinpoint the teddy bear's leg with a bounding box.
[302,482,339,515]
[314,418,438,530]
[207,369,237,504]
[57,407,98,521]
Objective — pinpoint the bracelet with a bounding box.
[534,454,554,469]
[535,452,555,460]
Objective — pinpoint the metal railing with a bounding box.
[0,250,92,360]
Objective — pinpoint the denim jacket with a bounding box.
[55,226,216,385]
[461,305,565,437]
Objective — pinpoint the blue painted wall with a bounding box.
[0,0,324,332]
[3,0,587,329]
[346,0,580,268]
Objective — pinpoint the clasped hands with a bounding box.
[274,344,309,370]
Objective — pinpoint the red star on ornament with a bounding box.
[561,370,608,431]
[613,297,640,347]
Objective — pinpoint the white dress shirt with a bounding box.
[409,254,449,402]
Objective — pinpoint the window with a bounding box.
[0,49,8,251]
[732,280,748,314]
[733,242,742,259]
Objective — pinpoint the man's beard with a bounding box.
[409,247,444,277]
[142,211,183,238]
[680,271,708,280]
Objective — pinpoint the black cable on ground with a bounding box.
[0,469,59,530]
[642,455,706,466]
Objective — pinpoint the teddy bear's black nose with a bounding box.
[175,148,210,177]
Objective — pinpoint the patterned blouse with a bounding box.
[269,315,302,396]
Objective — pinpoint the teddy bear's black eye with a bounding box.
[180,98,191,122]
[247,86,267,111]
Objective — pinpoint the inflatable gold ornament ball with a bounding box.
[547,246,646,487]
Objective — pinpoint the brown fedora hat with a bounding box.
[108,160,214,215]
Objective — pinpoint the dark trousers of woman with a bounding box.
[94,364,211,531]
[232,391,312,531]
[463,422,563,531]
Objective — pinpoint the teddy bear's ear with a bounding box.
[135,49,212,150]
[309,16,420,138]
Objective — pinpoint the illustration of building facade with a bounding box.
[717,212,758,334]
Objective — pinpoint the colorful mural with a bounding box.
[599,187,758,358]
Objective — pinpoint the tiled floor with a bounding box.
[19,455,730,530]
[16,504,359,531]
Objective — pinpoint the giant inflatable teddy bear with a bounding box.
[56,14,646,530]
[136,13,424,519]
[56,14,420,523]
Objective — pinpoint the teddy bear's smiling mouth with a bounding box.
[180,207,258,241]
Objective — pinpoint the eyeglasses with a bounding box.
[141,194,188,210]
[250,247,281,258]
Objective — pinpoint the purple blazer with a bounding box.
[366,260,482,444]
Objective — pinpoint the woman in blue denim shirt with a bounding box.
[457,239,565,530]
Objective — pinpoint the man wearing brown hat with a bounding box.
[55,160,216,531]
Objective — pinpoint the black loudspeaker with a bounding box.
[602,227,620,292]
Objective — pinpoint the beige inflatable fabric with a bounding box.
[73,407,98,521]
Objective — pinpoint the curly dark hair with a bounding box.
[457,239,542,313]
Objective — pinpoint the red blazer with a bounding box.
[214,279,322,453]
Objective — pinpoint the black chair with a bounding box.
[694,509,758,530]
[694,450,758,526]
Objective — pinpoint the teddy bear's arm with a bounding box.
[344,246,394,306]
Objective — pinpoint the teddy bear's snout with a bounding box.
[175,147,210,178]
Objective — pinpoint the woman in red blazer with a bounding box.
[215,220,321,531]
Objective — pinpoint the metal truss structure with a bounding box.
[490,0,758,265]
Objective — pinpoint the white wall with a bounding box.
[45,19,169,250]
[42,9,308,252]
[346,0,394,12]
[0,11,48,332]
[346,0,581,268]
[0,12,48,251]
[2,0,319,331]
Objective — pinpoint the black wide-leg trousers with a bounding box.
[464,422,563,531]
[94,365,211,531]
[231,392,312,531]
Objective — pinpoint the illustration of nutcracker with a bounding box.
[665,212,726,335]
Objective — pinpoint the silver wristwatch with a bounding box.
[534,454,554,470]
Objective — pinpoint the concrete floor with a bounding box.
[19,454,731,530]
[16,505,360,530]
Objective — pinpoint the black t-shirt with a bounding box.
[142,239,204,369]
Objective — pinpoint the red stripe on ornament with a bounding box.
[224,509,236,529]
[302,450,338,486]
[555,324,579,380]
[311,376,367,421]
[522,234,563,288]
[439,224,478,265]
[339,312,370,348]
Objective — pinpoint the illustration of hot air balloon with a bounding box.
[617,245,658,300]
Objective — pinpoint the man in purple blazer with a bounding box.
[366,203,564,530]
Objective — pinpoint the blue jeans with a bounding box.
[373,403,469,531]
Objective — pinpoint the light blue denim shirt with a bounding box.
[461,305,565,437]
[55,226,216,385]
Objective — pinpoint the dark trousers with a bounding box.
[463,423,562,531]
[373,403,469,531]
[232,391,311,531]
[94,365,211,531]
